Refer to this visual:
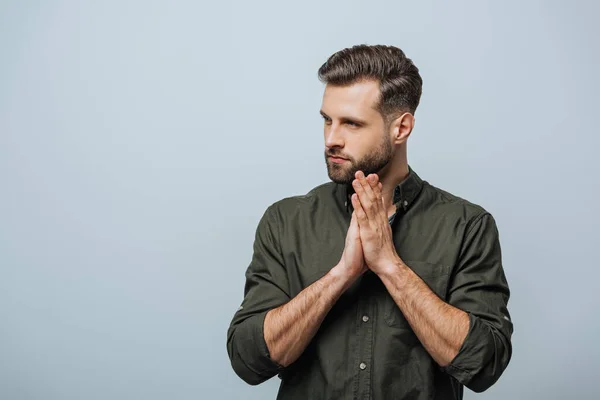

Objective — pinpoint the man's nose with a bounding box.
[325,124,344,148]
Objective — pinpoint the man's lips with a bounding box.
[328,156,348,164]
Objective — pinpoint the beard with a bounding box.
[325,135,394,185]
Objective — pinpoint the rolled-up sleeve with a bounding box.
[441,212,513,393]
[226,204,290,385]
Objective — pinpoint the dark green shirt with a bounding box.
[226,165,513,399]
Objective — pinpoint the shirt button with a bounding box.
[403,200,408,207]
[359,362,367,370]
[362,315,369,322]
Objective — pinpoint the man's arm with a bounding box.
[226,204,361,385]
[264,265,353,367]
[378,262,470,366]
[379,212,513,393]
[226,204,290,385]
[350,172,512,393]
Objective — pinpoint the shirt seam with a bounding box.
[267,203,285,263]
[464,212,490,238]
[456,212,489,260]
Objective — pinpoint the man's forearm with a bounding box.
[264,265,354,367]
[378,259,470,366]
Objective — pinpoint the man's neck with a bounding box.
[379,162,410,217]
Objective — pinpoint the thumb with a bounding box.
[351,211,360,232]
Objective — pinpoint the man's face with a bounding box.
[321,80,394,184]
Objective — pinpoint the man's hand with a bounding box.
[332,210,368,284]
[350,170,401,275]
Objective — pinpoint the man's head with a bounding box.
[318,44,422,184]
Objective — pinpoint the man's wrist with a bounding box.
[328,262,360,291]
[377,257,409,285]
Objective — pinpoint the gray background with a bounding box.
[1,1,598,399]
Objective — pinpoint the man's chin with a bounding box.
[327,173,353,185]
[327,164,356,184]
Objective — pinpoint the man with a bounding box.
[226,44,513,399]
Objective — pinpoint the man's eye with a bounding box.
[346,121,359,127]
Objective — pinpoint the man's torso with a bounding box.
[270,171,486,399]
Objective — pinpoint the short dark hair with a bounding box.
[317,44,423,122]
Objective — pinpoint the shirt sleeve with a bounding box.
[226,204,290,385]
[440,212,514,393]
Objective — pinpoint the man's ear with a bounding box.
[390,112,415,144]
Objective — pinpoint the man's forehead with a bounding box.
[321,80,381,115]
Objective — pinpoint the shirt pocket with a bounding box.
[383,260,451,328]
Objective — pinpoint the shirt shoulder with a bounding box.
[421,180,492,224]
[267,181,338,217]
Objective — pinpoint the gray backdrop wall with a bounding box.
[1,1,598,399]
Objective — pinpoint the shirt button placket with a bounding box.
[355,293,374,399]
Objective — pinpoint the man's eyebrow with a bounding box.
[319,110,368,125]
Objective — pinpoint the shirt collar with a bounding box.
[338,164,424,214]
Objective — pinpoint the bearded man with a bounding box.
[226,44,513,400]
